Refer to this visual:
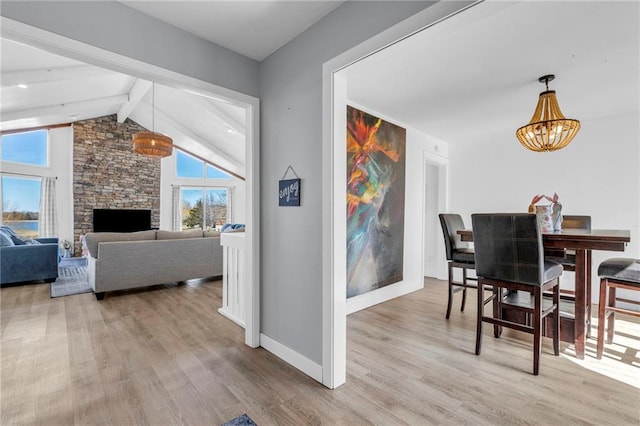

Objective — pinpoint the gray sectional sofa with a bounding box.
[85,229,222,299]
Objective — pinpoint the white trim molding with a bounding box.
[260,334,323,383]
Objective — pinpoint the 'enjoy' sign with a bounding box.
[279,178,301,206]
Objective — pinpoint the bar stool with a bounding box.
[438,214,477,319]
[472,213,562,375]
[596,258,640,359]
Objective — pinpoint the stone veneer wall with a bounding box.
[73,114,160,255]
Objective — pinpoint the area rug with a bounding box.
[50,257,92,298]
[222,414,257,426]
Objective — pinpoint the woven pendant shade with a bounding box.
[516,75,580,152]
[133,131,173,157]
[132,82,173,158]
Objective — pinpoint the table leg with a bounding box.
[586,250,592,338]
[574,249,587,359]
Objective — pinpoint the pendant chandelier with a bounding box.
[133,83,173,158]
[516,74,580,152]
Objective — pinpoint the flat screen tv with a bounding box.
[93,209,152,233]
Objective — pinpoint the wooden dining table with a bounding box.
[457,228,630,359]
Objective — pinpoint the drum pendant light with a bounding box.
[133,83,173,158]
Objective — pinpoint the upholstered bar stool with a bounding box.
[596,258,640,359]
[472,213,562,375]
[438,214,477,319]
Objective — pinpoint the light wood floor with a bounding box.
[1,277,638,425]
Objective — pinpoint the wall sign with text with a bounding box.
[279,178,301,206]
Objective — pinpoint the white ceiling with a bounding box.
[343,1,639,148]
[0,37,247,176]
[119,0,345,61]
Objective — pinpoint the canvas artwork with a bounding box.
[346,105,406,298]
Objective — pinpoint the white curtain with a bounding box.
[171,185,182,231]
[39,177,57,237]
[227,187,235,223]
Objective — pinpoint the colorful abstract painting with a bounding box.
[346,105,406,298]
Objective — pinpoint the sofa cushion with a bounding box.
[24,239,42,245]
[203,230,221,238]
[156,230,204,240]
[0,230,14,247]
[85,230,157,258]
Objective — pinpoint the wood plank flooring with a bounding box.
[1,277,638,425]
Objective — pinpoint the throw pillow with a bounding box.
[0,226,18,238]
[0,230,14,247]
[24,239,42,245]
[10,235,26,245]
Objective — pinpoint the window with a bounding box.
[176,149,231,179]
[1,130,48,167]
[1,176,41,238]
[181,188,228,230]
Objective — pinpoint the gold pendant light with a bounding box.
[133,83,173,158]
[516,74,580,152]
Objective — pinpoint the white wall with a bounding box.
[449,111,640,302]
[259,1,437,367]
[50,126,74,245]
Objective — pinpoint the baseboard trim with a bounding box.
[259,333,323,383]
[346,280,423,315]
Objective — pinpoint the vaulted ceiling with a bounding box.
[1,1,344,178]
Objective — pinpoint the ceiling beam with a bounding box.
[152,107,244,171]
[200,98,245,136]
[117,78,152,123]
[1,95,128,122]
[1,65,113,87]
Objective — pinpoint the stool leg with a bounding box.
[461,268,467,312]
[606,285,616,343]
[597,278,607,359]
[446,263,454,319]
[553,282,560,356]
[533,287,542,376]
[475,279,484,355]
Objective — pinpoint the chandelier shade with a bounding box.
[133,82,173,158]
[516,75,580,152]
[133,131,173,157]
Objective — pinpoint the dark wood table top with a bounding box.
[457,228,630,251]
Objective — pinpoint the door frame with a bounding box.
[0,17,261,347]
[321,1,480,388]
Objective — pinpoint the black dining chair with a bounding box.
[596,258,640,359]
[471,213,563,375]
[438,214,477,319]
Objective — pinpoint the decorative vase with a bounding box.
[551,202,562,231]
[535,205,554,232]
[64,248,71,258]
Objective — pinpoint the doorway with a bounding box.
[423,154,448,280]
[1,17,260,347]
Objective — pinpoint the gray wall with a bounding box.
[258,1,439,364]
[1,1,259,97]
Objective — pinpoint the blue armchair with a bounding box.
[0,236,59,285]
